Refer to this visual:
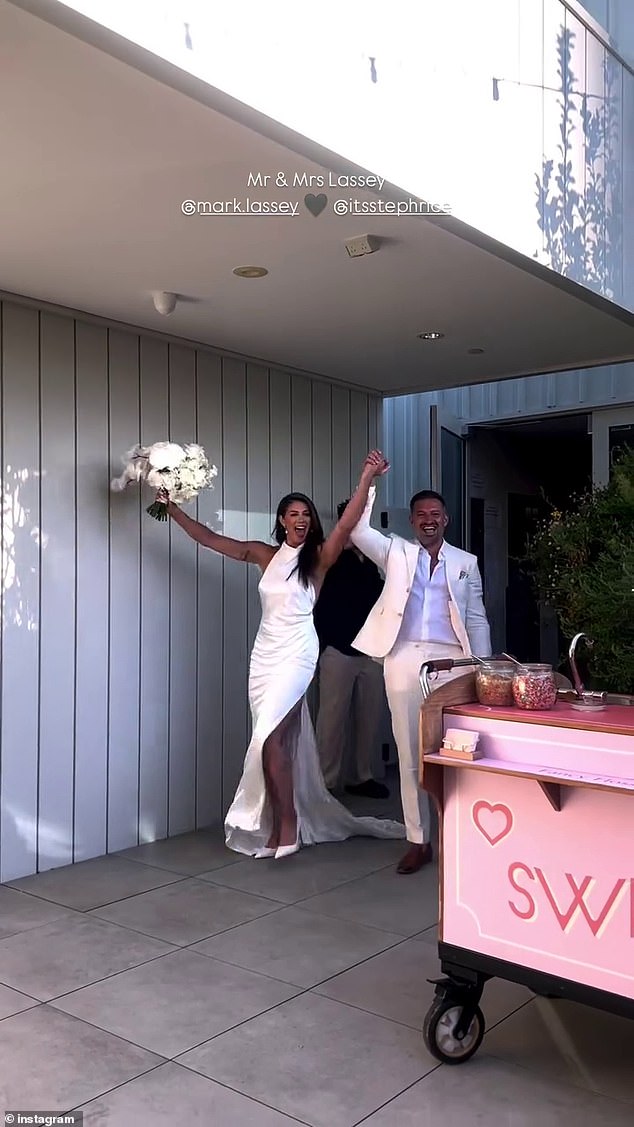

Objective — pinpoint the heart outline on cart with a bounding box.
[472,801,514,846]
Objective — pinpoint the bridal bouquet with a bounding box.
[110,441,218,520]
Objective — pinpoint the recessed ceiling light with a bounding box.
[233,265,268,278]
[417,331,444,340]
[467,347,485,354]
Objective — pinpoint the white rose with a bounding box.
[148,442,186,471]
[184,443,205,459]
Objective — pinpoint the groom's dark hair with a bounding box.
[337,499,350,520]
[409,489,447,513]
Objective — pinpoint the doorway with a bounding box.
[430,405,466,549]
[468,413,593,661]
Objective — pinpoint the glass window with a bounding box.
[609,424,634,473]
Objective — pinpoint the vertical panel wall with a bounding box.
[74,322,109,863]
[0,298,380,881]
[1,305,40,881]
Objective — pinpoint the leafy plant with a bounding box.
[526,449,634,694]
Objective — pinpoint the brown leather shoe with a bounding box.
[397,843,433,875]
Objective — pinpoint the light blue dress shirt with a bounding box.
[397,545,459,645]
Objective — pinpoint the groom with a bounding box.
[350,480,491,874]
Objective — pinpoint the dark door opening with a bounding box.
[471,413,592,665]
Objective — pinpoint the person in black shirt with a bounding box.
[314,499,389,798]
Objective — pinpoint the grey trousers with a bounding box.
[316,646,384,789]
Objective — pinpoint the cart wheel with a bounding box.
[423,999,485,1064]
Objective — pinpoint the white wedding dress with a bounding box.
[225,542,406,855]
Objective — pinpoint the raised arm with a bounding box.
[317,450,389,575]
[348,484,391,570]
[165,498,275,569]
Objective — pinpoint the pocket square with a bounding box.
[458,570,468,580]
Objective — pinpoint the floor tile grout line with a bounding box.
[277,899,433,938]
[0,853,242,901]
[1,840,412,911]
[1,831,404,886]
[185,874,313,907]
[168,988,330,1058]
[71,1049,312,1126]
[290,899,435,938]
[47,986,312,1063]
[7,984,436,1125]
[59,908,295,972]
[481,1043,634,1109]
[0,1000,43,1027]
[6,966,634,1117]
[2,908,417,1003]
[0,925,418,1013]
[55,951,423,1073]
[49,1025,634,1126]
[351,1066,443,1127]
[174,980,442,1065]
[2,850,208,883]
[0,898,192,944]
[0,896,432,994]
[0,872,194,911]
[86,872,293,913]
[66,1059,168,1119]
[42,1002,173,1062]
[306,983,539,1040]
[200,867,438,931]
[0,934,477,1031]
[305,981,438,1034]
[0,897,435,989]
[0,959,547,1046]
[107,855,244,876]
[9,945,181,1006]
[161,1061,316,1127]
[0,868,290,922]
[179,930,417,993]
[484,996,536,1032]
[200,855,404,894]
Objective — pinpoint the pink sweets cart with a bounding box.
[417,658,634,1065]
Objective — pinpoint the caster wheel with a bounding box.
[423,998,485,1064]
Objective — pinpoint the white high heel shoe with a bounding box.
[275,836,300,860]
[254,846,276,859]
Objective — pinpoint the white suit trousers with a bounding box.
[383,640,464,843]
[316,646,385,789]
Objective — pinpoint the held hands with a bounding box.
[362,449,390,479]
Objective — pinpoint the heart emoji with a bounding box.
[304,192,328,217]
[472,801,513,846]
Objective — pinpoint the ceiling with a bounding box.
[3,0,634,397]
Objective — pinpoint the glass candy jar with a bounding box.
[475,661,516,708]
[512,664,557,711]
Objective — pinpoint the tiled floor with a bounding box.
[1,806,633,1124]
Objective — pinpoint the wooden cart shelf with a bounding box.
[423,752,634,810]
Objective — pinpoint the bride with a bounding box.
[162,450,405,859]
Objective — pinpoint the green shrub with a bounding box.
[527,449,634,694]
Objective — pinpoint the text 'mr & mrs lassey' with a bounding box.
[248,171,385,190]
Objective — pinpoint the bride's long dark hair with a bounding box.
[273,493,324,587]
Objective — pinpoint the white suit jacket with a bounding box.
[350,487,492,660]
